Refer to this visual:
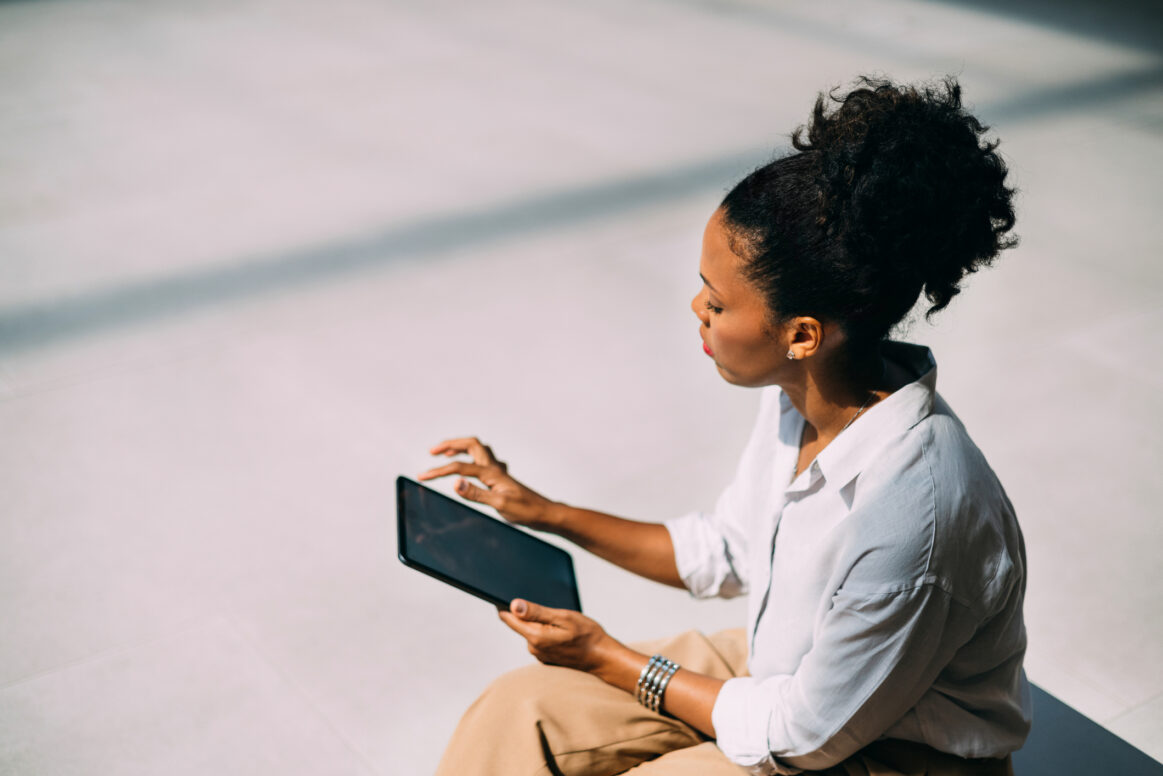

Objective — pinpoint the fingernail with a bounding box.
[513,600,527,615]
[456,479,467,492]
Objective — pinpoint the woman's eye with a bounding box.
[705,300,724,314]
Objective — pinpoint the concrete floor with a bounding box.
[1,0,1160,773]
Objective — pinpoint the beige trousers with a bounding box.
[434,629,1013,776]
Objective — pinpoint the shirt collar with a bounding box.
[792,342,937,492]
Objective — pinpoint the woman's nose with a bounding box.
[691,291,710,325]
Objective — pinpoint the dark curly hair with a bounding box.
[721,76,1017,351]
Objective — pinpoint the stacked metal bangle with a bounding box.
[635,654,680,712]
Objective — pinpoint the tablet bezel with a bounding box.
[396,475,582,612]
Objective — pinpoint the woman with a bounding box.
[419,76,1030,776]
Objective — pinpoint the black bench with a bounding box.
[1012,684,1163,774]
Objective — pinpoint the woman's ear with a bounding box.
[785,317,825,361]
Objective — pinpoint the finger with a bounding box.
[485,450,508,474]
[510,598,565,626]
[428,439,466,456]
[480,444,506,471]
[455,478,504,509]
[416,461,489,482]
[428,438,482,457]
[430,437,502,466]
[464,437,499,466]
[498,609,546,641]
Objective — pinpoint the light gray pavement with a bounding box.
[1,0,1160,773]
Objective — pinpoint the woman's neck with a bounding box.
[783,348,892,441]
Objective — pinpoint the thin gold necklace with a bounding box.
[838,393,878,434]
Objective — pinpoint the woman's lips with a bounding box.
[702,341,713,357]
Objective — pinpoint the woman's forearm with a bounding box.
[418,437,686,588]
[541,503,686,589]
[593,641,722,737]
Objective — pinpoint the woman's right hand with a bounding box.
[421,437,685,589]
[418,437,557,530]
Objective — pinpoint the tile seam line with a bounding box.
[1103,689,1163,725]
[0,614,222,693]
[218,612,381,775]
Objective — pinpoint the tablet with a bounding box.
[396,476,582,612]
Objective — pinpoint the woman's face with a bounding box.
[690,210,788,388]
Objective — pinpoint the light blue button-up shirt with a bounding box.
[666,343,1031,774]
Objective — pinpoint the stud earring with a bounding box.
[786,350,796,360]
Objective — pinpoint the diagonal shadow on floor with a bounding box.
[1,65,1160,357]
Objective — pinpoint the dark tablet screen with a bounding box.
[396,476,581,612]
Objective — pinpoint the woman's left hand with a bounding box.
[499,598,724,738]
[498,599,624,676]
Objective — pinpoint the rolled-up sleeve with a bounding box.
[665,507,747,599]
[711,583,976,774]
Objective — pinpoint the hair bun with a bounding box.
[792,76,1017,317]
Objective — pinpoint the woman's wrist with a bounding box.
[537,500,573,533]
[591,640,649,692]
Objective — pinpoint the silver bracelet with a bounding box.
[652,661,679,712]
[636,654,680,711]
[636,655,664,707]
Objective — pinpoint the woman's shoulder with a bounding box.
[915,404,1024,611]
[841,399,1024,614]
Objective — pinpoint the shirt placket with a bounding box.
[749,464,824,659]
